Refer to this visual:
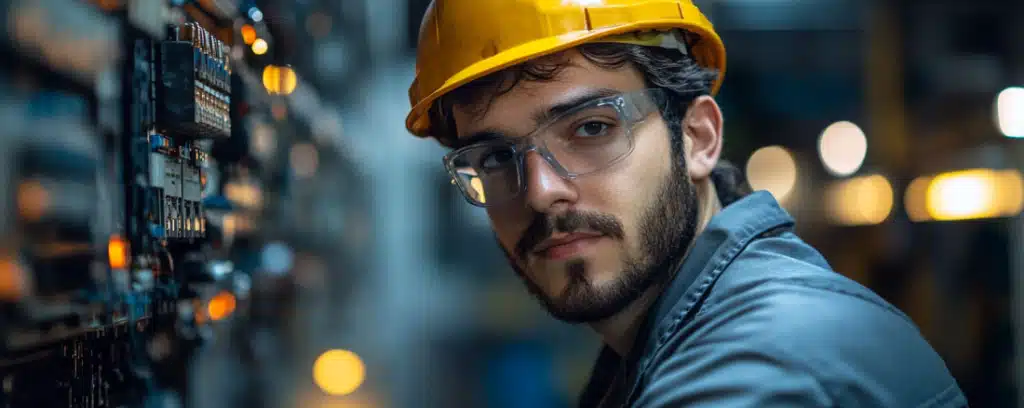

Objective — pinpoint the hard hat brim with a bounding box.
[405,19,726,138]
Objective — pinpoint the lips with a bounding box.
[532,232,604,259]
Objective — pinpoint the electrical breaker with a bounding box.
[147,133,207,241]
[158,22,232,140]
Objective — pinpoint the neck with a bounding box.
[588,178,723,356]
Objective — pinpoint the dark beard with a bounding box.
[501,162,700,324]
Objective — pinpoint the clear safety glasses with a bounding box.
[444,88,665,207]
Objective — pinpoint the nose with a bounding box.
[522,150,577,213]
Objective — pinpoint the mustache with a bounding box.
[515,210,625,259]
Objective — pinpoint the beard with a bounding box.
[500,161,700,324]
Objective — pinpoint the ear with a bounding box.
[681,95,724,181]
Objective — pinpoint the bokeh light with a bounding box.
[17,180,48,221]
[906,169,1024,222]
[262,65,298,95]
[818,121,868,176]
[107,235,128,269]
[746,145,798,202]
[240,24,257,45]
[313,349,366,396]
[0,255,27,301]
[825,175,893,226]
[251,38,268,55]
[207,291,237,321]
[996,86,1024,137]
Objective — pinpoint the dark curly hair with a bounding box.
[429,42,752,205]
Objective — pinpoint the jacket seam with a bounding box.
[727,276,914,325]
[649,204,796,353]
[648,216,798,360]
[625,220,769,403]
[916,382,966,408]
[653,219,761,350]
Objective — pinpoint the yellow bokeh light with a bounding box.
[927,170,996,220]
[908,169,1024,222]
[262,65,297,95]
[998,170,1024,215]
[824,175,893,226]
[313,349,366,396]
[240,24,257,45]
[904,176,932,222]
[225,182,264,209]
[746,146,798,202]
[251,38,268,55]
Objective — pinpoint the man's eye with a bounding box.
[573,121,611,138]
[480,149,515,169]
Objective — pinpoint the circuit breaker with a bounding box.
[158,22,232,140]
[148,133,208,241]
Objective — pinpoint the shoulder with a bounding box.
[698,230,921,343]
[639,233,966,407]
[698,232,928,356]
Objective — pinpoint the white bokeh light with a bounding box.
[996,87,1024,138]
[818,121,868,177]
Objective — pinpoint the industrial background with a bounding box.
[0,0,1021,407]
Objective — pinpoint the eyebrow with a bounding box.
[454,87,623,149]
[531,87,621,125]
[453,129,506,149]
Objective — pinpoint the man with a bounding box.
[405,1,967,406]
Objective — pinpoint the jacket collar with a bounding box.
[626,191,796,377]
[578,191,796,408]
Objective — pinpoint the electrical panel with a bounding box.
[0,1,367,407]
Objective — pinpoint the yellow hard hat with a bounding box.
[405,0,727,138]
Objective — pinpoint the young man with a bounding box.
[405,1,967,406]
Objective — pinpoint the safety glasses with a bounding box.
[444,88,665,207]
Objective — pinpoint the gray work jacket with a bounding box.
[579,191,968,408]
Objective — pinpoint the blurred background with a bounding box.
[0,0,1021,407]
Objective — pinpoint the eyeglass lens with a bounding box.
[448,91,656,206]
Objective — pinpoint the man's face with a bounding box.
[451,51,700,323]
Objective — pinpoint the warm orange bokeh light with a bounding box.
[17,180,48,221]
[208,291,237,320]
[241,24,257,45]
[108,235,129,269]
[0,256,27,301]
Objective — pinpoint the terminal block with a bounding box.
[157,22,231,139]
[149,134,207,240]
